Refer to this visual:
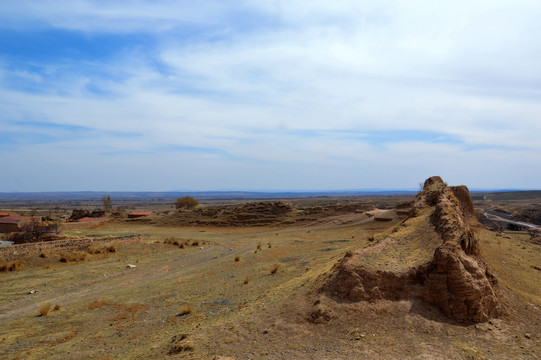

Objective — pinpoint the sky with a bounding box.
[0,0,540,192]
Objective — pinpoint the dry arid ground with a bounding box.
[0,189,540,359]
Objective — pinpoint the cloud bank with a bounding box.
[0,1,540,191]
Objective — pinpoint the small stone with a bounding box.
[127,264,136,268]
[487,327,493,331]
[525,333,531,339]
[475,325,480,330]
[29,289,39,294]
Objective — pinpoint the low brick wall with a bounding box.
[0,235,146,262]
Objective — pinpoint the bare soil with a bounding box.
[0,199,539,359]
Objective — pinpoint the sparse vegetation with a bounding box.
[235,255,240,262]
[60,252,89,263]
[164,237,181,246]
[257,242,262,250]
[243,276,250,284]
[102,195,112,212]
[39,302,51,316]
[191,240,199,246]
[178,305,193,316]
[175,196,199,210]
[0,260,23,272]
[88,247,106,254]
[270,264,279,274]
[54,304,61,311]
[87,300,110,310]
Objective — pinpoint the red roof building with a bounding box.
[0,216,40,233]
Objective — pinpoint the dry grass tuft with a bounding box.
[60,252,88,263]
[39,302,52,316]
[106,245,116,253]
[270,264,279,275]
[39,252,48,258]
[178,305,193,316]
[54,304,61,311]
[0,260,23,272]
[257,242,262,250]
[87,299,110,310]
[235,255,240,262]
[88,247,106,254]
[243,276,250,284]
[191,240,199,246]
[267,242,272,248]
[112,312,130,322]
[164,238,180,246]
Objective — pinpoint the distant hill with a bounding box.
[0,190,418,201]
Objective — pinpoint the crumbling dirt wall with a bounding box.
[0,235,144,262]
[319,177,502,323]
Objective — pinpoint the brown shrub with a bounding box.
[87,300,110,310]
[60,252,88,263]
[39,252,48,258]
[164,238,180,246]
[243,276,250,284]
[39,303,51,316]
[270,264,279,275]
[106,245,117,253]
[235,255,240,262]
[191,240,199,246]
[268,242,272,248]
[0,260,23,272]
[178,305,193,316]
[257,242,262,250]
[125,304,149,313]
[88,247,106,254]
[112,312,130,322]
[54,304,61,311]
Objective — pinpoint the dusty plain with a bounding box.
[0,193,540,360]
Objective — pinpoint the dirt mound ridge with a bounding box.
[319,176,502,323]
[155,201,375,227]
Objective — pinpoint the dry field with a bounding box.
[0,197,540,359]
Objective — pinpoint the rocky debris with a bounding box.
[28,289,39,294]
[126,264,136,268]
[320,176,502,323]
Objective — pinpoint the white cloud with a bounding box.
[1,1,540,190]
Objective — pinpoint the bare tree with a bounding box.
[102,195,112,212]
[18,218,53,242]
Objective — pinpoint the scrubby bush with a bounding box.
[39,303,51,316]
[59,252,88,263]
[0,260,22,272]
[175,196,199,210]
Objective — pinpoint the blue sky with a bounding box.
[0,0,540,191]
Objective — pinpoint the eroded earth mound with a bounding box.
[320,176,502,322]
[155,201,375,227]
